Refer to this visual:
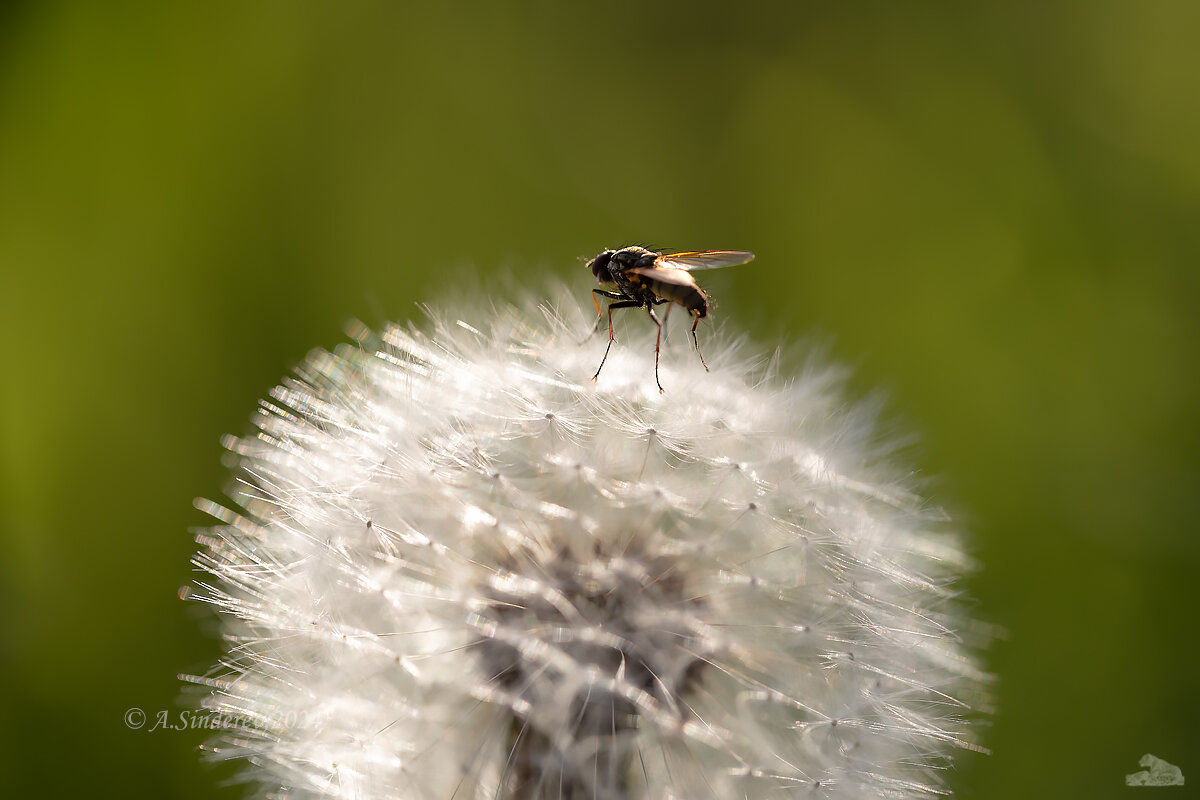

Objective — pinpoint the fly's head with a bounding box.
[587,250,616,284]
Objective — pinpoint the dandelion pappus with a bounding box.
[585,245,755,392]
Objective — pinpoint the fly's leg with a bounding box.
[690,311,709,372]
[584,289,625,341]
[658,299,672,345]
[647,304,666,393]
[592,299,640,382]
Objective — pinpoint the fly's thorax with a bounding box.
[611,246,658,271]
[614,270,657,306]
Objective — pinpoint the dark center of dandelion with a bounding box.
[476,548,706,800]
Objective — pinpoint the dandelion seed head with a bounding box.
[187,284,987,799]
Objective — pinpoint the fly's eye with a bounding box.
[588,251,613,279]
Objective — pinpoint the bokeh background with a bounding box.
[1,3,1197,798]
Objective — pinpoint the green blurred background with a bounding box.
[1,2,1196,798]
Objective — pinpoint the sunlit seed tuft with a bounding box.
[186,284,988,800]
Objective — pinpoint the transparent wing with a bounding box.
[655,250,755,271]
[626,266,695,287]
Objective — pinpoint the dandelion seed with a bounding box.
[185,283,988,799]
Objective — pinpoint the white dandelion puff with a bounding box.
[185,283,988,800]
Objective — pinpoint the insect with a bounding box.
[586,245,755,392]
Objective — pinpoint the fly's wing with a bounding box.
[656,250,755,271]
[626,266,696,286]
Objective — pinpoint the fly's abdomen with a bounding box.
[646,276,707,316]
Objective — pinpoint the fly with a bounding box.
[585,245,755,392]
